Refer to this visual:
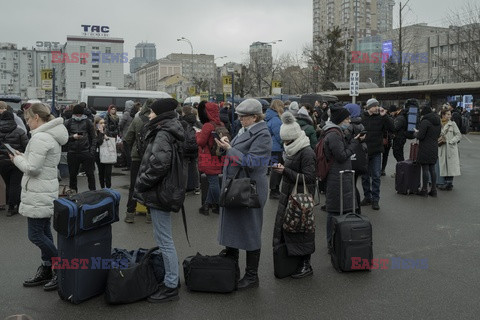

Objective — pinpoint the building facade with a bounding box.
[129,42,156,74]
[166,53,215,82]
[135,58,182,91]
[63,36,125,100]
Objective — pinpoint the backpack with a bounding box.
[282,174,315,233]
[209,123,231,157]
[315,127,342,180]
[136,114,150,156]
[183,123,198,156]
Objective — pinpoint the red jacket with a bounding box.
[197,103,223,175]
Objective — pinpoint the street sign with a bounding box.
[41,69,53,91]
[200,91,209,101]
[272,81,282,95]
[349,71,359,97]
[189,86,196,96]
[222,76,232,93]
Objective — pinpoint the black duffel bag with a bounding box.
[105,247,160,304]
[183,253,236,293]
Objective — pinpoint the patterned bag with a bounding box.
[282,174,315,233]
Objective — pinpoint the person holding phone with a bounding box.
[93,116,113,188]
[0,110,28,216]
[10,103,68,290]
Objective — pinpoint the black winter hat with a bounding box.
[421,106,432,116]
[331,108,351,125]
[150,98,178,115]
[72,104,84,115]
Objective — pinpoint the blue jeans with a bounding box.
[150,208,178,289]
[361,153,382,202]
[27,218,58,266]
[206,174,220,205]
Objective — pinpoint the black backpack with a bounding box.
[135,114,150,156]
[183,123,198,157]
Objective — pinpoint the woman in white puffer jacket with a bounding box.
[10,103,68,291]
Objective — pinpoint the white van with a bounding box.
[183,96,201,106]
[80,87,171,112]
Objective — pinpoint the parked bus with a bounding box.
[0,95,22,111]
[80,87,171,112]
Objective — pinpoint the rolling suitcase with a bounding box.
[57,224,112,304]
[330,170,373,272]
[395,160,421,195]
[200,173,223,205]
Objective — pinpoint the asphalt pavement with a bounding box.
[1,135,480,320]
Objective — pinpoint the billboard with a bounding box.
[382,40,393,77]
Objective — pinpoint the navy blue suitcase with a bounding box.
[53,189,120,237]
[57,224,112,304]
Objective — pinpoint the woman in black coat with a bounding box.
[272,112,316,278]
[414,106,441,197]
[0,110,28,216]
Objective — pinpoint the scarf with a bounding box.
[147,110,177,130]
[441,118,448,127]
[72,115,87,121]
[284,131,310,156]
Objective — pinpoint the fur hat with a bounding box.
[331,108,351,125]
[72,104,84,115]
[150,98,178,115]
[280,112,302,141]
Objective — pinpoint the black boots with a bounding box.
[198,203,210,215]
[147,285,179,303]
[23,265,52,287]
[43,270,58,291]
[211,204,219,214]
[237,249,260,290]
[291,256,313,279]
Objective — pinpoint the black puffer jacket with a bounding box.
[65,116,95,154]
[105,114,119,137]
[133,112,185,211]
[272,146,316,255]
[415,112,441,165]
[393,110,408,141]
[361,111,394,155]
[0,114,28,162]
[323,122,359,213]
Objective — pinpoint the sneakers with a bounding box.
[371,201,380,210]
[360,198,372,206]
[291,260,313,279]
[124,212,135,223]
[194,188,200,195]
[145,212,152,224]
[23,265,52,287]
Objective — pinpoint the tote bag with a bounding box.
[99,137,117,164]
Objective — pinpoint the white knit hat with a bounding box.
[280,112,302,141]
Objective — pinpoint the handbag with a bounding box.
[219,167,261,209]
[99,137,117,164]
[105,247,161,304]
[438,136,446,146]
[183,253,236,293]
[283,174,316,233]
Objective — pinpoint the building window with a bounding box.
[105,47,111,54]
[80,46,86,53]
[475,55,480,64]
[92,64,99,68]
[106,70,111,78]
[92,76,99,80]
[1,84,7,92]
[92,46,100,50]
[80,70,86,77]
[80,82,86,88]
[106,82,111,86]
[451,44,457,53]
[433,60,437,68]
[1,73,6,79]
[451,59,457,66]
[92,70,99,74]
[80,58,87,65]
[92,82,99,86]
[0,63,5,69]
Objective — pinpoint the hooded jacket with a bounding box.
[13,117,68,218]
[124,100,153,161]
[415,112,441,165]
[133,114,185,211]
[296,113,318,148]
[361,111,394,155]
[196,102,223,175]
[119,100,134,138]
[265,108,283,152]
[0,113,28,162]
[65,115,95,154]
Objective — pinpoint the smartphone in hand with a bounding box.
[2,143,17,155]
[212,131,221,140]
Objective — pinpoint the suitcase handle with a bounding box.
[339,170,355,215]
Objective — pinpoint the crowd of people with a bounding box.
[0,95,468,302]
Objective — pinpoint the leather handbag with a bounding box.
[219,167,261,209]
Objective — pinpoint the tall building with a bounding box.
[249,42,273,67]
[129,42,156,74]
[135,58,182,91]
[63,36,125,100]
[313,0,394,52]
[0,43,60,99]
[166,53,215,82]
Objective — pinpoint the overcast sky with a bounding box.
[1,0,468,72]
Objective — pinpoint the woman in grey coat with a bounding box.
[215,99,272,290]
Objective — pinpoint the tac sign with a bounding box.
[349,71,359,97]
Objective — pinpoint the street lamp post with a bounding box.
[177,37,194,94]
[263,40,282,95]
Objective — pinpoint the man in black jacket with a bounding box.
[360,98,394,210]
[65,104,96,192]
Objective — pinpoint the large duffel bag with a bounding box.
[183,253,236,293]
[53,189,121,237]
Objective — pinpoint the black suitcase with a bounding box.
[273,243,303,279]
[57,224,112,304]
[330,170,373,272]
[183,253,236,293]
[395,160,421,194]
[200,173,223,204]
